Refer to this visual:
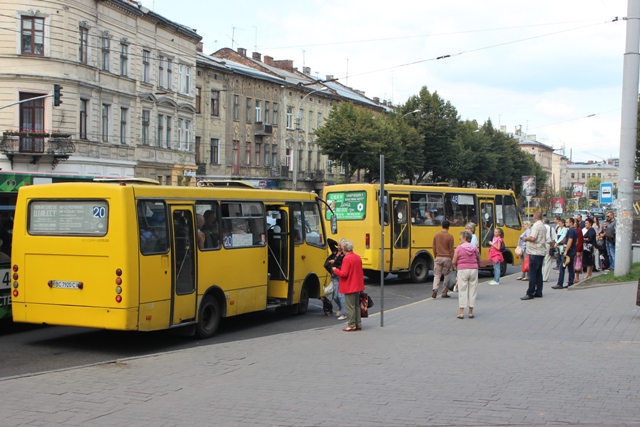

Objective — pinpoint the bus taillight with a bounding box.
[12,265,18,272]
[365,233,370,249]
[115,295,122,303]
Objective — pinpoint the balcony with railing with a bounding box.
[1,131,76,168]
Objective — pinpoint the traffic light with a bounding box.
[53,84,63,107]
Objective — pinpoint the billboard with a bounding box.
[573,182,585,197]
[522,176,536,197]
[552,197,564,214]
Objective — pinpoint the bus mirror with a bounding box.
[330,214,338,234]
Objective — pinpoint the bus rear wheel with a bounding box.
[295,284,310,315]
[196,296,221,339]
[410,257,429,283]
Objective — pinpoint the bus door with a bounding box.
[170,206,197,325]
[266,207,292,302]
[391,196,410,271]
[479,199,495,268]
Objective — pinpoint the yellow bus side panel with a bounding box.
[236,285,267,314]
[138,300,171,331]
[139,254,171,304]
[17,304,138,330]
[267,280,288,299]
[224,290,237,316]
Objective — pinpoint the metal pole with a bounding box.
[0,94,52,111]
[616,0,640,277]
[379,155,385,327]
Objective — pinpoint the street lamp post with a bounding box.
[293,87,328,191]
[401,109,420,119]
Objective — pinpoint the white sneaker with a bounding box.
[488,280,500,285]
[337,315,347,320]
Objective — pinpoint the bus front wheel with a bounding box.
[410,257,429,283]
[296,284,310,315]
[196,296,221,339]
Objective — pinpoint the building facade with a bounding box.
[0,0,201,184]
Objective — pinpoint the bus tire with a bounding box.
[364,269,388,283]
[410,257,429,283]
[196,296,221,339]
[500,261,507,277]
[296,284,310,315]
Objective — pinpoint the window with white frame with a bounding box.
[286,106,293,129]
[158,55,164,88]
[273,103,278,126]
[210,138,219,164]
[142,49,150,83]
[255,100,262,123]
[264,143,270,167]
[264,101,270,125]
[79,26,88,64]
[178,118,183,149]
[286,148,292,170]
[79,99,88,140]
[120,107,129,144]
[101,104,109,142]
[185,120,191,150]
[211,90,220,117]
[157,114,164,147]
[317,112,322,128]
[120,43,128,76]
[178,65,183,93]
[101,35,110,71]
[308,110,313,132]
[141,109,150,145]
[185,66,191,94]
[255,142,261,166]
[166,58,172,90]
[165,116,172,148]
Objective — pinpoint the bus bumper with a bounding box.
[13,304,139,330]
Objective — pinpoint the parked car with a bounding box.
[590,207,605,220]
[573,210,590,219]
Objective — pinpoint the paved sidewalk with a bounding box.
[1,272,640,427]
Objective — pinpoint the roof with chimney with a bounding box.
[198,52,286,85]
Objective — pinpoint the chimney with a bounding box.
[273,59,294,72]
[326,75,334,81]
[196,42,203,53]
[252,52,262,61]
[237,47,246,56]
[303,66,311,75]
[264,55,274,66]
[500,125,507,133]
[373,97,380,104]
[382,100,387,106]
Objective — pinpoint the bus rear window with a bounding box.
[325,191,367,220]
[28,200,108,236]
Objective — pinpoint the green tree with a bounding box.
[401,87,461,183]
[587,176,601,190]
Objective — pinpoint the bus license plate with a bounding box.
[52,281,81,289]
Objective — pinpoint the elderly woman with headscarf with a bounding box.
[332,239,365,332]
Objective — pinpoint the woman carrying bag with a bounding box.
[517,221,530,280]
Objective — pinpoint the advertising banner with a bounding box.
[552,197,564,214]
[573,182,585,197]
[522,176,536,197]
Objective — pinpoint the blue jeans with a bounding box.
[606,240,615,269]
[493,261,500,282]
[557,252,575,287]
[332,276,346,315]
[527,254,544,297]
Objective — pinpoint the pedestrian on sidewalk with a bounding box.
[552,217,578,289]
[327,238,347,320]
[332,239,365,332]
[516,221,530,280]
[592,216,601,272]
[487,228,504,285]
[574,220,584,283]
[542,218,556,282]
[521,211,546,300]
[432,220,454,298]
[605,211,616,271]
[554,217,567,270]
[453,230,480,319]
[582,217,596,280]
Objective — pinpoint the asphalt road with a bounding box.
[0,268,512,379]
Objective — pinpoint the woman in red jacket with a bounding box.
[332,239,365,331]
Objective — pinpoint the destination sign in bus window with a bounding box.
[29,200,109,235]
[326,191,366,220]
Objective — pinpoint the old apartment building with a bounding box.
[0,0,201,184]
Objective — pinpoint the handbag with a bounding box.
[323,254,336,275]
[515,246,523,257]
[444,270,457,291]
[549,246,557,257]
[323,281,334,296]
[522,254,530,273]
[574,255,582,270]
[360,292,370,318]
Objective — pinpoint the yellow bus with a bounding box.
[323,183,522,282]
[11,180,334,338]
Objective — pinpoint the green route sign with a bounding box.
[326,191,367,220]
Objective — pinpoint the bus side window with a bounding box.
[138,200,168,254]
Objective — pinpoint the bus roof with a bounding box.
[325,183,515,195]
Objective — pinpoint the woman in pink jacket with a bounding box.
[452,230,480,319]
[332,239,365,331]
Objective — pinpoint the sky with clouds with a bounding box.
[141,0,631,163]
